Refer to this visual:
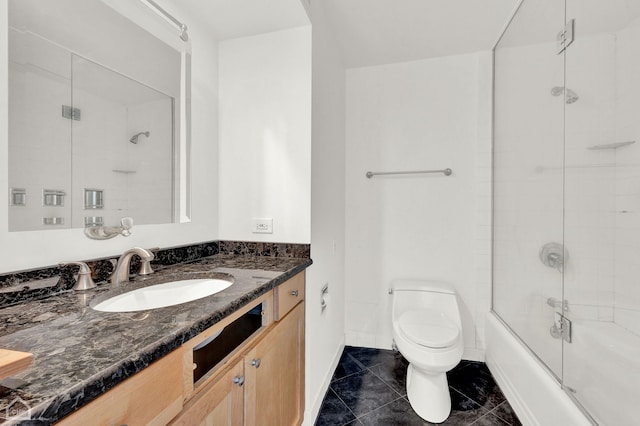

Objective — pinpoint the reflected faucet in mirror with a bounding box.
[84,217,134,240]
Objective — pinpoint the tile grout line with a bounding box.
[354,395,407,422]
[328,385,361,425]
[331,352,368,384]
[486,401,516,425]
[321,351,520,426]
[449,387,489,413]
[365,364,405,399]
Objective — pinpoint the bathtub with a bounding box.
[485,313,590,426]
[562,320,640,425]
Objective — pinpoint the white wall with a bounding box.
[218,27,312,244]
[0,0,219,272]
[304,1,346,423]
[344,53,492,360]
[7,35,72,231]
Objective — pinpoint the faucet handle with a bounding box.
[59,261,97,291]
[120,217,134,237]
[138,259,154,275]
[138,247,157,276]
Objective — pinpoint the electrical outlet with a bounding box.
[252,218,273,234]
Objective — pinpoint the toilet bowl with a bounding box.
[391,280,463,423]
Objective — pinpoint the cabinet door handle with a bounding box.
[251,358,261,368]
[233,375,245,386]
[290,290,299,297]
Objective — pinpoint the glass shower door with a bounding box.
[562,2,640,424]
[492,0,566,378]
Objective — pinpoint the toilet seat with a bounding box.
[398,310,459,349]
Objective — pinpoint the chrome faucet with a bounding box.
[110,247,155,286]
[59,261,97,291]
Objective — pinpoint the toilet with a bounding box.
[391,280,463,423]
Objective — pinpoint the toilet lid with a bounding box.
[398,310,459,348]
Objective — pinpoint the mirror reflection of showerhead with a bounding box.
[129,131,150,144]
[551,86,579,104]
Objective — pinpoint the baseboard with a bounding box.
[302,336,345,426]
[462,347,484,362]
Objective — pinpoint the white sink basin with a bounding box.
[92,278,233,312]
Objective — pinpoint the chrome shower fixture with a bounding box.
[551,86,579,104]
[179,24,189,42]
[141,0,189,42]
[129,131,150,144]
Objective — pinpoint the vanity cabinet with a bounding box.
[176,273,305,426]
[173,302,304,426]
[57,349,184,426]
[57,272,305,426]
[169,358,245,425]
[244,301,304,425]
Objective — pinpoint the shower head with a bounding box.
[129,131,150,144]
[551,86,579,104]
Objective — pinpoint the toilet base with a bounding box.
[406,363,451,423]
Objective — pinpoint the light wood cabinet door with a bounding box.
[244,302,305,426]
[58,349,183,426]
[170,359,244,426]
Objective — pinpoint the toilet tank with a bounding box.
[391,280,461,326]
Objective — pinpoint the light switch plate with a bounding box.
[252,218,273,234]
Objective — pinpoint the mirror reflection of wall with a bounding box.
[7,0,187,232]
[70,55,174,229]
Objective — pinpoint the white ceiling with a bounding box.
[320,0,518,68]
[168,0,520,67]
[175,0,310,41]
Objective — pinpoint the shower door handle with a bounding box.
[550,312,572,343]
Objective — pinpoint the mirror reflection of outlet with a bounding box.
[252,218,273,234]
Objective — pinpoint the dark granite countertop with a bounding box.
[0,254,312,424]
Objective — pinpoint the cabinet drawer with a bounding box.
[274,272,304,320]
[58,349,183,426]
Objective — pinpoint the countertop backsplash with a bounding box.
[0,240,310,309]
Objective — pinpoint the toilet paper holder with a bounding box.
[320,283,329,310]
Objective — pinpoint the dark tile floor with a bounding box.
[315,346,522,426]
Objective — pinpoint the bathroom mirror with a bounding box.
[7,0,191,231]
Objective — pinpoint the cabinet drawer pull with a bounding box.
[233,375,245,386]
[251,358,261,368]
[290,290,299,297]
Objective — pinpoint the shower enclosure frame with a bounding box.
[489,0,640,424]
